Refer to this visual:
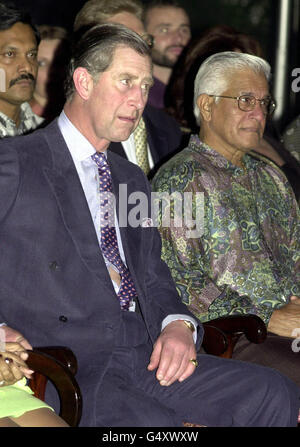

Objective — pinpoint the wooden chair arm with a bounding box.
[27,347,82,427]
[31,346,78,376]
[202,315,267,358]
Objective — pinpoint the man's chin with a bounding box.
[111,130,133,143]
[240,135,262,152]
[11,85,35,102]
[12,93,34,105]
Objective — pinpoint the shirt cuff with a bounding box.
[161,314,198,344]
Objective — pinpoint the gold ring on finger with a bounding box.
[189,358,198,367]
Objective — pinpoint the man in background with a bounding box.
[144,0,191,109]
[0,2,43,137]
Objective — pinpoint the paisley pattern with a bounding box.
[152,135,300,324]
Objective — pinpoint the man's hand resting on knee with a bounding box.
[147,320,197,386]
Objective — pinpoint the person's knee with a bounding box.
[256,367,300,425]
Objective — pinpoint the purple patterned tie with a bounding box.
[92,152,137,310]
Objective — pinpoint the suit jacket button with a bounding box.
[59,315,68,322]
[49,261,59,270]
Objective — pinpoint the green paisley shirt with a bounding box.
[152,135,300,324]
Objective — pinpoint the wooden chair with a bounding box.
[202,314,267,358]
[27,346,82,427]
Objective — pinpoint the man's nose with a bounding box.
[17,54,34,74]
[249,101,266,121]
[128,85,147,110]
[171,28,185,45]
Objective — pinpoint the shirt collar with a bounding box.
[58,110,107,162]
[0,102,43,132]
[189,134,257,172]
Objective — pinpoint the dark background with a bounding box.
[12,0,300,132]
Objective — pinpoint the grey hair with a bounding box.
[193,51,272,125]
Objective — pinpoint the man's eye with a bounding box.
[180,26,191,35]
[158,27,169,34]
[4,51,14,57]
[28,51,38,59]
[38,59,47,67]
[121,79,130,86]
[241,96,253,104]
[260,99,269,106]
[142,84,150,94]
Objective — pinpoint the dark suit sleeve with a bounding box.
[0,141,19,324]
[143,105,182,168]
[0,141,19,223]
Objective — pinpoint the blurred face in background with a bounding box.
[35,38,63,100]
[145,6,191,68]
[108,11,153,47]
[109,11,145,36]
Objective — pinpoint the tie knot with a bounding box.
[91,152,108,169]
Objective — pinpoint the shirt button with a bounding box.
[59,315,68,323]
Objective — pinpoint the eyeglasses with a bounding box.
[141,33,154,48]
[209,94,276,116]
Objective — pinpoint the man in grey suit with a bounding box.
[0,23,299,427]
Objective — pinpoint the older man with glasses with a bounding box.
[152,51,300,387]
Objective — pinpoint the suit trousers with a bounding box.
[232,332,300,387]
[95,311,300,427]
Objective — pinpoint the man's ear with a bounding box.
[196,94,214,122]
[72,67,93,100]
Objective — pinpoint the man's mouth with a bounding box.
[118,114,139,124]
[167,46,184,56]
[241,126,261,134]
[119,117,136,124]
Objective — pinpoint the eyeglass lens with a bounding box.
[238,95,275,115]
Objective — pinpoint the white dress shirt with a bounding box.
[121,133,154,169]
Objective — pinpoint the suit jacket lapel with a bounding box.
[42,121,111,284]
[108,141,127,159]
[143,111,166,164]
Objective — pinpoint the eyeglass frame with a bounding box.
[208,94,276,116]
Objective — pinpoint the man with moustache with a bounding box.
[0,2,43,138]
[143,0,191,109]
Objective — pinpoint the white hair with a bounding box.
[193,51,272,125]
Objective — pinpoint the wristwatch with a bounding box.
[180,320,195,333]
